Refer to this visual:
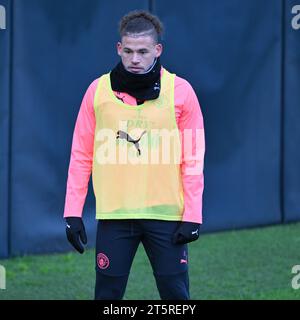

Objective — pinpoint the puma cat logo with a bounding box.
[191,230,199,236]
[116,130,147,156]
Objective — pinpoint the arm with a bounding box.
[63,79,98,253]
[63,79,98,218]
[179,80,205,224]
[172,78,205,244]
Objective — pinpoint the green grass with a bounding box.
[1,222,300,300]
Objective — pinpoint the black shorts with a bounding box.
[95,219,189,277]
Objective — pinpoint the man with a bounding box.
[64,10,205,300]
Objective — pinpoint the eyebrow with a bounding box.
[123,47,149,52]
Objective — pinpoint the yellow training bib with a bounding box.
[92,68,184,221]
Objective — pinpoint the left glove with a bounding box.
[65,217,87,254]
[172,222,201,245]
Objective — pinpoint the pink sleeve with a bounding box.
[63,79,98,218]
[174,77,205,224]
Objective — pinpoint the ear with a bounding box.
[155,43,163,58]
[117,42,122,56]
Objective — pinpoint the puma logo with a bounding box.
[116,94,126,103]
[191,230,199,236]
[116,130,147,156]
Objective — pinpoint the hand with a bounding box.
[172,222,201,245]
[65,217,87,254]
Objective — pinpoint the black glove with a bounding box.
[65,217,87,254]
[172,222,201,245]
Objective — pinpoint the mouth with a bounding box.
[129,66,143,73]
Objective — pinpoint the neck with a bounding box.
[110,57,162,101]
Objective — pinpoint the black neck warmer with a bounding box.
[110,58,161,102]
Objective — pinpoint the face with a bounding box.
[117,35,163,74]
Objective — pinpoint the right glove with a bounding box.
[172,222,201,245]
[65,217,87,254]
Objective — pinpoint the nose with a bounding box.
[131,53,140,64]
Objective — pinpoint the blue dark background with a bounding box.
[0,0,299,258]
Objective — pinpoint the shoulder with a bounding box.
[174,74,195,95]
[173,74,198,106]
[163,68,194,92]
[163,68,197,103]
[88,78,100,91]
[81,78,99,103]
[80,76,103,109]
[84,73,108,99]
[87,70,111,92]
